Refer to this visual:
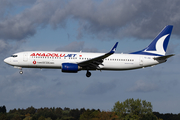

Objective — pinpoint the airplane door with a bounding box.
[23,53,28,62]
[139,57,143,65]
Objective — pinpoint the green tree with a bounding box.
[112,98,157,120]
[11,114,22,120]
[45,117,52,120]
[23,116,32,120]
[0,106,6,113]
[69,109,81,120]
[95,111,119,120]
[38,116,45,120]
[0,113,7,120]
[79,109,99,120]
[54,107,62,119]
[25,106,36,115]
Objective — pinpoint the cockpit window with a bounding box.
[11,55,18,57]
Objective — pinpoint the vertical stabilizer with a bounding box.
[130,25,173,56]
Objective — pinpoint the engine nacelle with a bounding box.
[61,63,81,73]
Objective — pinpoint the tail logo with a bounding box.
[144,34,169,56]
[113,48,116,52]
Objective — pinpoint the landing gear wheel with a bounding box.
[19,71,23,74]
[86,71,91,77]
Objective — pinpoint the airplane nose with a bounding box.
[4,57,11,64]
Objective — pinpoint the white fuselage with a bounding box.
[3,25,173,77]
[4,51,164,71]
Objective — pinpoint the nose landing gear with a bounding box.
[19,71,23,74]
[19,67,23,74]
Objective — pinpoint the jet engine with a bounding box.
[61,63,81,73]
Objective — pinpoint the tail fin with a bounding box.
[130,25,173,56]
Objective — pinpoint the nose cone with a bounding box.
[4,57,11,64]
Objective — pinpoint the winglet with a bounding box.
[108,42,118,54]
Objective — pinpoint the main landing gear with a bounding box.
[86,70,91,77]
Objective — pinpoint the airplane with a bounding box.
[4,25,174,77]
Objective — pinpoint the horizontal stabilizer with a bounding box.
[154,54,175,60]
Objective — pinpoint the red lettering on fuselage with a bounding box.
[41,53,45,56]
[30,53,35,56]
[36,53,41,56]
[51,53,59,57]
[30,53,68,57]
[60,54,65,57]
[46,53,52,57]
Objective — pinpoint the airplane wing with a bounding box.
[77,42,118,69]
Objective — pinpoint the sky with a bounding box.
[1,0,180,113]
